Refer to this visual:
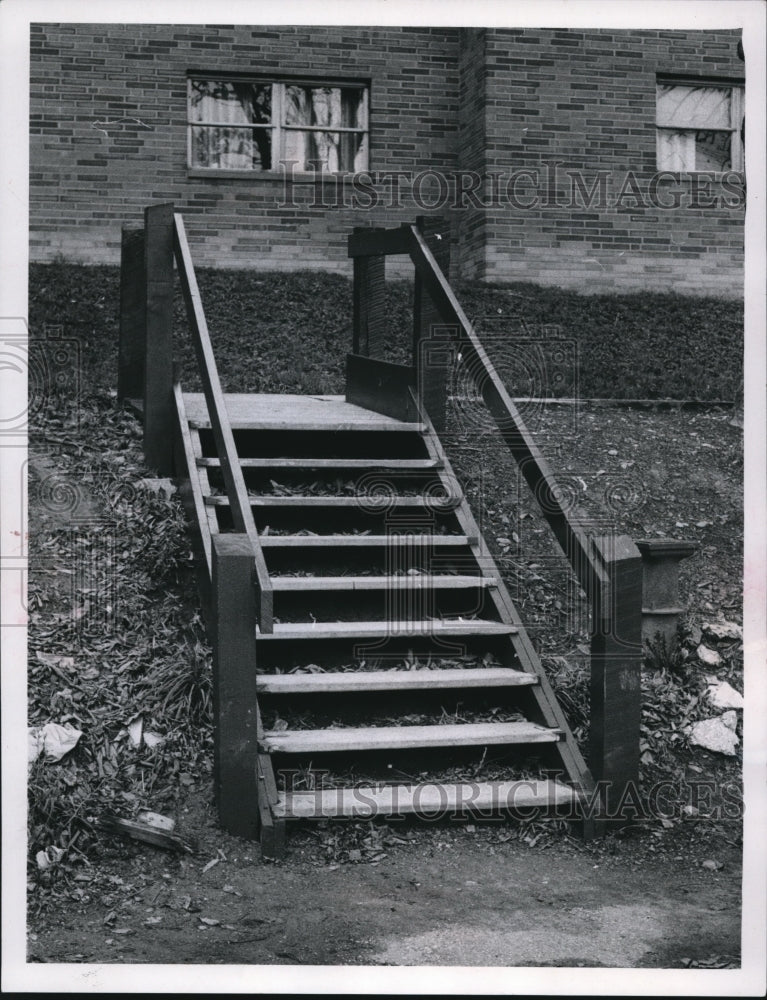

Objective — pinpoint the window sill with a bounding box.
[653,170,745,181]
[188,168,366,183]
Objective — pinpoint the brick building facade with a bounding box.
[29,24,745,296]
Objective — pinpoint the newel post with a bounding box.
[414,215,451,432]
[211,534,260,840]
[635,539,697,646]
[589,534,643,823]
[142,203,175,474]
[118,226,146,404]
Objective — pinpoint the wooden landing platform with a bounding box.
[183,393,425,432]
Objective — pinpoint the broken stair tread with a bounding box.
[258,666,537,694]
[259,534,474,548]
[270,574,497,592]
[197,457,442,470]
[260,721,563,753]
[205,494,461,508]
[273,779,577,818]
[183,392,425,432]
[256,619,518,639]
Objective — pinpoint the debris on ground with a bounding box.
[100,813,197,854]
[696,644,722,668]
[705,679,744,711]
[702,620,743,642]
[35,846,66,871]
[138,477,177,499]
[28,722,83,771]
[686,711,739,756]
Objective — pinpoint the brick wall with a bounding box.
[29,24,460,273]
[476,28,745,296]
[29,24,745,296]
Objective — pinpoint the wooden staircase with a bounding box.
[119,205,644,859]
[174,387,595,854]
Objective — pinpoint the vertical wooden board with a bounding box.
[212,534,260,840]
[143,203,175,474]
[257,754,286,858]
[118,227,146,403]
[352,235,386,358]
[345,353,417,421]
[414,217,452,432]
[589,534,643,824]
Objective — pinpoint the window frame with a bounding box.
[186,73,370,177]
[655,75,745,175]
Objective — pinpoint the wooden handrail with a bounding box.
[399,222,643,812]
[173,213,273,633]
[405,224,608,601]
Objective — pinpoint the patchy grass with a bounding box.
[29,262,743,400]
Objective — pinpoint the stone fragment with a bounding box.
[687,712,739,756]
[696,644,722,667]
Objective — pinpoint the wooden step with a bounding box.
[273,779,577,819]
[257,666,537,695]
[206,494,461,509]
[255,619,518,640]
[260,721,562,754]
[270,574,496,592]
[259,534,474,548]
[183,392,425,432]
[197,457,442,470]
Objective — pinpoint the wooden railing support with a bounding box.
[589,534,643,823]
[117,226,146,404]
[142,203,175,475]
[414,216,452,433]
[173,212,273,632]
[635,538,697,646]
[212,534,260,840]
[352,228,386,359]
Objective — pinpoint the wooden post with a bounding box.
[352,228,386,358]
[143,203,175,474]
[635,538,697,646]
[117,226,146,404]
[414,216,452,432]
[212,534,260,840]
[589,534,643,824]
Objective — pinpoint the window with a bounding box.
[656,79,744,172]
[188,77,369,173]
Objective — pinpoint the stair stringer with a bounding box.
[412,395,600,822]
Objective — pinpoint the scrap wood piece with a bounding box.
[100,813,197,854]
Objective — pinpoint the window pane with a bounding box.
[657,130,694,171]
[189,79,271,125]
[656,85,731,129]
[191,125,272,170]
[694,130,732,171]
[281,129,366,172]
[656,128,732,171]
[283,86,365,129]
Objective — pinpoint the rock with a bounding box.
[706,680,744,710]
[696,644,722,667]
[684,624,703,648]
[687,713,739,756]
[702,859,724,871]
[703,620,742,642]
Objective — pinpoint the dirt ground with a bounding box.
[27,790,742,971]
[21,402,752,987]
